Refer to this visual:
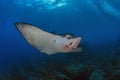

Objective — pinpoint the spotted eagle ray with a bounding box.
[15,22,82,55]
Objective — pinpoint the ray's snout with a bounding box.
[72,37,81,49]
[76,37,81,43]
[65,37,81,50]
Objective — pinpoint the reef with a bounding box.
[1,41,120,80]
[0,52,120,80]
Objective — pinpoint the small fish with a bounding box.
[15,22,82,55]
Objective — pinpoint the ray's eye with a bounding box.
[69,42,73,46]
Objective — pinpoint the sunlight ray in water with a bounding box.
[13,0,68,10]
[86,0,120,18]
[101,0,120,18]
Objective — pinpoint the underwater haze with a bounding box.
[0,0,120,79]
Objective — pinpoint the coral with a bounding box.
[0,75,9,80]
[66,64,85,74]
[89,69,105,80]
[0,50,120,80]
[111,69,120,80]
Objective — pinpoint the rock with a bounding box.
[89,69,105,80]
[52,71,71,80]
[66,64,85,74]
[111,69,120,80]
[0,75,9,80]
[64,63,93,80]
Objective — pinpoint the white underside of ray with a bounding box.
[16,23,71,55]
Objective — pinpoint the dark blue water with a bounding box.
[0,0,120,73]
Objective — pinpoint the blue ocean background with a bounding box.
[0,0,120,79]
